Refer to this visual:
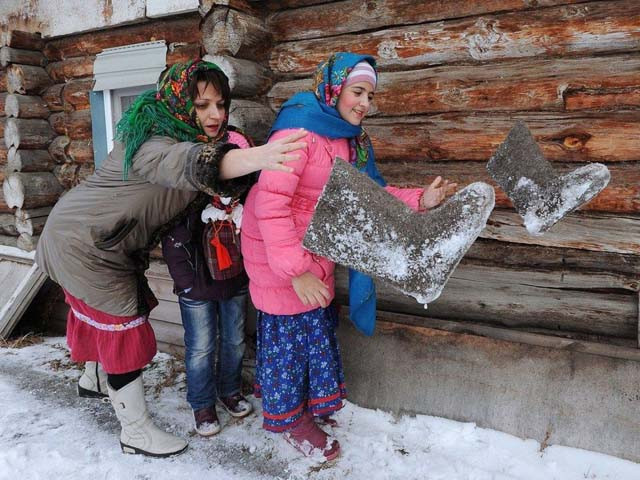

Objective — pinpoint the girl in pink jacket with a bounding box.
[241,53,453,461]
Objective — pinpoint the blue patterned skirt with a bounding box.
[255,305,346,432]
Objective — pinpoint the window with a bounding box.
[90,41,167,168]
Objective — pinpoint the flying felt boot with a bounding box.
[78,361,108,399]
[486,121,610,236]
[303,158,495,307]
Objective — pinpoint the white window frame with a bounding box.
[103,84,154,153]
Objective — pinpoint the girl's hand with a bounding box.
[291,271,331,308]
[420,176,458,210]
[252,129,308,173]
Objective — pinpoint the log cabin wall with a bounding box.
[265,0,640,350]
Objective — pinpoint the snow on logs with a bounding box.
[3,172,63,209]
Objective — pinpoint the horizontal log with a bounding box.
[481,210,640,255]
[268,54,640,115]
[268,0,585,42]
[202,8,272,61]
[0,31,44,51]
[0,117,5,137]
[44,15,201,61]
[42,83,65,112]
[3,172,63,209]
[7,64,52,94]
[465,238,640,279]
[378,161,640,214]
[7,148,56,173]
[46,57,94,82]
[48,135,70,163]
[0,70,6,92]
[365,112,640,163]
[68,139,93,163]
[229,100,275,144]
[0,92,5,116]
[0,213,18,236]
[5,94,49,119]
[565,88,640,111]
[62,79,93,111]
[77,163,94,183]
[334,266,638,339]
[204,54,272,97]
[17,233,39,252]
[166,42,201,66]
[4,118,55,149]
[53,163,79,190]
[270,1,640,75]
[15,206,51,236]
[200,0,262,16]
[48,112,65,135]
[48,110,91,139]
[0,47,46,68]
[0,144,7,164]
[0,234,18,247]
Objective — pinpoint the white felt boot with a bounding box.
[108,376,188,457]
[78,361,108,399]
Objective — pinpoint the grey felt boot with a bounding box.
[78,361,108,399]
[303,158,495,306]
[486,121,610,235]
[108,376,188,457]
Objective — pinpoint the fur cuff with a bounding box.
[185,142,253,197]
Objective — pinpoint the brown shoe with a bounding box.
[193,406,221,437]
[218,393,254,418]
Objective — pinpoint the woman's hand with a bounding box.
[420,176,458,210]
[291,271,331,308]
[218,129,308,179]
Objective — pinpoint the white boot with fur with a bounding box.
[108,375,188,457]
[78,361,108,399]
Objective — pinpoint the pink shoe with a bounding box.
[283,411,340,461]
[315,415,338,428]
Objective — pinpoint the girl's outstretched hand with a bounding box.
[420,176,458,210]
[291,271,331,308]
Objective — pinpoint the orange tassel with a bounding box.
[210,234,233,270]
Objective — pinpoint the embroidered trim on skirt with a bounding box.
[64,291,157,374]
[255,305,347,432]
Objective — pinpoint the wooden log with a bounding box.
[45,57,94,82]
[68,139,93,163]
[201,8,272,61]
[204,55,272,97]
[53,163,79,190]
[3,172,63,209]
[268,0,585,42]
[334,266,638,339]
[4,118,55,149]
[17,233,39,252]
[0,117,5,137]
[7,148,55,173]
[62,79,93,111]
[166,43,201,66]
[0,70,6,92]
[228,100,275,144]
[266,0,332,10]
[44,15,201,61]
[365,112,640,163]
[77,162,94,183]
[63,110,92,140]
[0,47,46,68]
[270,1,640,75]
[15,206,51,236]
[48,112,66,136]
[0,234,18,247]
[378,161,640,214]
[0,92,6,116]
[7,64,52,94]
[200,0,262,16]
[268,54,640,115]
[0,144,7,165]
[0,30,44,51]
[42,83,65,112]
[5,94,49,119]
[480,210,640,255]
[565,88,640,111]
[48,135,70,163]
[0,213,17,236]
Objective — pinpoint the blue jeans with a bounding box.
[179,291,247,411]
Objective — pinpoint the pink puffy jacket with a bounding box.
[241,129,424,315]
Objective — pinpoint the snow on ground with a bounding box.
[1,337,639,480]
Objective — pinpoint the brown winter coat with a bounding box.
[36,136,248,316]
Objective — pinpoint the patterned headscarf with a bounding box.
[115,59,229,177]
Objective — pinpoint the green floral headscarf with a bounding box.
[115,59,228,178]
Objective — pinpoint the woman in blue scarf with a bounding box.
[241,53,454,461]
